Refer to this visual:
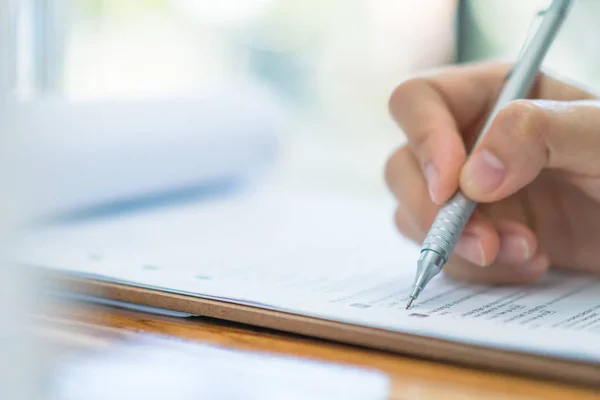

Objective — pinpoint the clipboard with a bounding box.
[43,270,600,388]
[21,183,600,390]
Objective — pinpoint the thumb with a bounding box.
[460,99,600,202]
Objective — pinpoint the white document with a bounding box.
[51,334,390,400]
[16,180,600,365]
[1,84,282,219]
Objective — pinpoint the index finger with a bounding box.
[388,62,511,205]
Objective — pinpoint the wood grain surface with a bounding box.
[34,301,600,400]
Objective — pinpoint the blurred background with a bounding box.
[2,0,600,398]
[3,0,600,203]
[3,0,600,199]
[2,0,459,207]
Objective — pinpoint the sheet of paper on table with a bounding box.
[16,180,600,367]
[50,334,391,400]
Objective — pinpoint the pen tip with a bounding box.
[406,297,415,310]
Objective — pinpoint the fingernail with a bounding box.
[463,150,506,193]
[424,162,438,203]
[455,233,487,267]
[516,253,549,276]
[498,235,532,263]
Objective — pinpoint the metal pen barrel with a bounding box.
[409,0,574,307]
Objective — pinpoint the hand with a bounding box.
[385,61,600,284]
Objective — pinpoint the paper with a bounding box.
[45,290,195,318]
[51,334,391,400]
[16,180,600,365]
[1,82,282,220]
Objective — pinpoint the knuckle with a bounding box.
[406,127,436,163]
[413,211,431,234]
[388,78,426,116]
[384,149,401,188]
[443,262,474,281]
[394,207,419,242]
[395,199,429,240]
[384,145,410,188]
[393,208,408,233]
[496,100,545,144]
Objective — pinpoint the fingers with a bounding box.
[453,213,500,267]
[494,219,538,264]
[386,146,501,267]
[385,145,438,239]
[388,78,466,205]
[460,99,600,203]
[386,60,599,285]
[444,252,550,285]
[387,62,509,204]
[388,61,596,206]
[386,146,546,284]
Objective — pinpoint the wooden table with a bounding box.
[34,300,600,400]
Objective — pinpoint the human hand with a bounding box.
[385,61,600,284]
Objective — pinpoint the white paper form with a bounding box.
[16,181,600,365]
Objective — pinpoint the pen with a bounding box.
[406,0,574,309]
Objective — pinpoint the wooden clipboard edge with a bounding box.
[46,273,600,388]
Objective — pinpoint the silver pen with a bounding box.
[406,0,574,309]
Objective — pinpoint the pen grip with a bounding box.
[420,191,477,261]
